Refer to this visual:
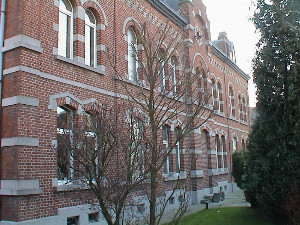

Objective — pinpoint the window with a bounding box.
[232,137,237,152]
[137,204,145,213]
[67,216,79,225]
[175,127,183,172]
[202,130,211,169]
[217,83,223,113]
[163,125,170,174]
[222,136,227,168]
[196,68,203,102]
[229,87,235,117]
[203,73,208,104]
[212,79,218,110]
[158,51,167,92]
[242,97,247,122]
[128,27,139,81]
[215,135,221,169]
[57,106,75,181]
[170,57,177,96]
[169,196,175,204]
[238,95,243,121]
[85,10,97,67]
[88,213,99,223]
[58,0,73,58]
[130,118,144,179]
[83,113,98,167]
[242,139,246,151]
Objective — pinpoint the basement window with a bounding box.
[169,197,175,205]
[137,204,145,213]
[67,216,79,225]
[88,212,99,223]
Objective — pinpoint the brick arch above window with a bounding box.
[48,92,97,112]
[192,53,209,74]
[82,0,108,26]
[122,17,142,35]
[200,123,213,136]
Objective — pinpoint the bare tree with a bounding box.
[109,21,213,225]
[57,102,149,225]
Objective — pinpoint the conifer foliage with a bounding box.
[245,0,300,223]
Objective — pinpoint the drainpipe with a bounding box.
[0,0,6,219]
[0,0,6,114]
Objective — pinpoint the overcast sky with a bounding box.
[202,0,259,107]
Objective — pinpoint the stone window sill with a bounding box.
[191,170,204,178]
[54,55,105,75]
[208,168,229,176]
[164,171,187,181]
[0,179,42,196]
[54,179,90,192]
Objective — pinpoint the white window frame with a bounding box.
[128,28,139,81]
[85,10,97,67]
[58,0,73,58]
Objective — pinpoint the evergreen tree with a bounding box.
[245,0,300,223]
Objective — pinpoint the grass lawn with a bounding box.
[169,207,282,225]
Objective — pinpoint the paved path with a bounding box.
[160,189,250,224]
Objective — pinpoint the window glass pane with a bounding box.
[85,25,91,65]
[85,10,96,67]
[128,28,137,80]
[58,0,72,58]
[58,13,68,57]
[60,0,72,12]
[57,106,74,180]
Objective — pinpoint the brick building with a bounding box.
[0,0,250,224]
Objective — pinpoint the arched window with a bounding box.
[130,118,144,179]
[58,0,73,58]
[128,27,139,81]
[158,50,166,92]
[242,97,247,122]
[170,57,177,96]
[238,95,243,121]
[202,130,211,170]
[85,10,97,67]
[232,137,237,152]
[175,127,183,172]
[163,125,170,174]
[229,87,235,117]
[196,68,203,102]
[242,139,246,151]
[212,79,218,110]
[217,82,223,113]
[221,136,227,168]
[203,73,208,104]
[215,134,221,169]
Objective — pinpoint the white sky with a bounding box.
[202,0,259,107]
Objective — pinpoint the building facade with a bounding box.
[0,0,250,224]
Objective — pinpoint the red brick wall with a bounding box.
[0,0,250,222]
